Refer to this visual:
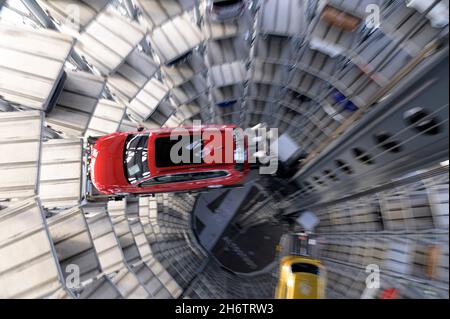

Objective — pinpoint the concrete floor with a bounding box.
[212,222,283,273]
[192,171,284,273]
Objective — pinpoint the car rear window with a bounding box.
[291,263,320,275]
[155,135,204,168]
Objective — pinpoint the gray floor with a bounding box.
[212,222,283,273]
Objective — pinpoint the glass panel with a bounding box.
[155,135,204,167]
[124,134,150,183]
[291,263,320,275]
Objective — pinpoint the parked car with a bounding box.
[87,125,249,196]
[320,5,362,32]
[275,255,327,299]
[206,0,246,22]
[275,233,327,299]
[332,89,359,112]
[406,0,449,28]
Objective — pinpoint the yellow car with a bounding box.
[275,255,327,299]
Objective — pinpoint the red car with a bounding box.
[88,125,249,196]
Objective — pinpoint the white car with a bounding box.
[406,0,449,28]
[206,0,246,22]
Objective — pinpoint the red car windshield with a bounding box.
[124,134,150,184]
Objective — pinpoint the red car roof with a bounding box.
[147,125,239,176]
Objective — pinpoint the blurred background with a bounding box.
[0,0,448,299]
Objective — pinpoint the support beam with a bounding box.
[21,0,56,29]
[20,0,91,72]
[123,0,137,20]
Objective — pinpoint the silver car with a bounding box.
[206,0,246,22]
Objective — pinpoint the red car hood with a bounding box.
[90,133,129,194]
